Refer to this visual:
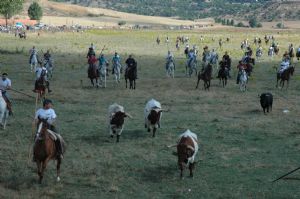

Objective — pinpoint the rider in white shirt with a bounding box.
[0,73,12,115]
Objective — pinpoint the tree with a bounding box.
[0,0,24,27]
[230,19,234,26]
[249,17,258,28]
[28,2,43,20]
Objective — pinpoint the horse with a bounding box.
[239,69,248,92]
[218,67,228,88]
[35,74,47,101]
[29,54,38,72]
[125,65,137,89]
[166,60,175,78]
[196,64,212,90]
[276,66,295,89]
[88,63,99,87]
[0,94,9,129]
[112,61,122,83]
[33,120,65,183]
[186,59,198,77]
[99,63,108,88]
[44,59,53,80]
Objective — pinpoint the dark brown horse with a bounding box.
[125,65,137,89]
[276,66,295,89]
[88,64,99,87]
[218,67,228,87]
[33,120,65,183]
[196,64,212,90]
[35,74,47,101]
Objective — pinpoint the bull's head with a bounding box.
[148,109,162,125]
[110,111,132,128]
[177,144,195,170]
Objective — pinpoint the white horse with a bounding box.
[99,64,107,88]
[112,61,122,83]
[0,93,9,129]
[44,59,53,80]
[166,60,175,78]
[268,47,274,57]
[239,69,248,92]
[29,53,38,72]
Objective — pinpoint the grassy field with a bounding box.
[0,28,300,199]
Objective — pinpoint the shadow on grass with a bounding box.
[141,163,176,183]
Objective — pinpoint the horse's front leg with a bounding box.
[56,158,61,182]
[90,78,94,87]
[37,161,43,184]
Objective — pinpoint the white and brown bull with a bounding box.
[144,99,163,137]
[176,129,199,178]
[108,103,132,142]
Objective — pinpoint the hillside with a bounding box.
[21,0,213,27]
[48,0,300,21]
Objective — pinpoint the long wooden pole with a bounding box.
[273,166,300,182]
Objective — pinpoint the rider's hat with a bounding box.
[2,73,8,76]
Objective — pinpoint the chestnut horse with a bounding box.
[276,66,295,89]
[35,75,47,101]
[33,120,65,183]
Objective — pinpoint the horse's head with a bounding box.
[37,118,50,137]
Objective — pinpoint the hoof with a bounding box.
[57,176,61,182]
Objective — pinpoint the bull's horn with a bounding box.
[125,113,133,118]
[167,144,177,148]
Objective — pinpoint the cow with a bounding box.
[108,103,132,142]
[144,99,163,137]
[260,93,273,114]
[177,129,199,178]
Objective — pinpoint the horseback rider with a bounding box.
[278,57,290,77]
[112,52,121,74]
[236,61,246,84]
[184,44,189,58]
[202,46,210,63]
[165,51,174,70]
[43,50,53,68]
[33,99,63,160]
[187,49,197,68]
[34,63,52,93]
[86,47,95,59]
[288,44,295,60]
[0,73,12,115]
[217,57,229,79]
[98,54,109,70]
[297,46,300,60]
[222,51,231,77]
[125,54,137,78]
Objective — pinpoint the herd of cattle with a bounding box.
[107,91,273,178]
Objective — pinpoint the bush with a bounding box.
[118,21,126,26]
[236,22,245,27]
[28,2,43,20]
[276,22,284,28]
[249,17,257,28]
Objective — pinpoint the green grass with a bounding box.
[0,29,299,198]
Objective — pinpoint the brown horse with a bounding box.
[35,77,47,101]
[276,66,295,89]
[196,64,212,90]
[33,120,65,183]
[125,65,137,89]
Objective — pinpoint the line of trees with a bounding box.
[214,17,262,28]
